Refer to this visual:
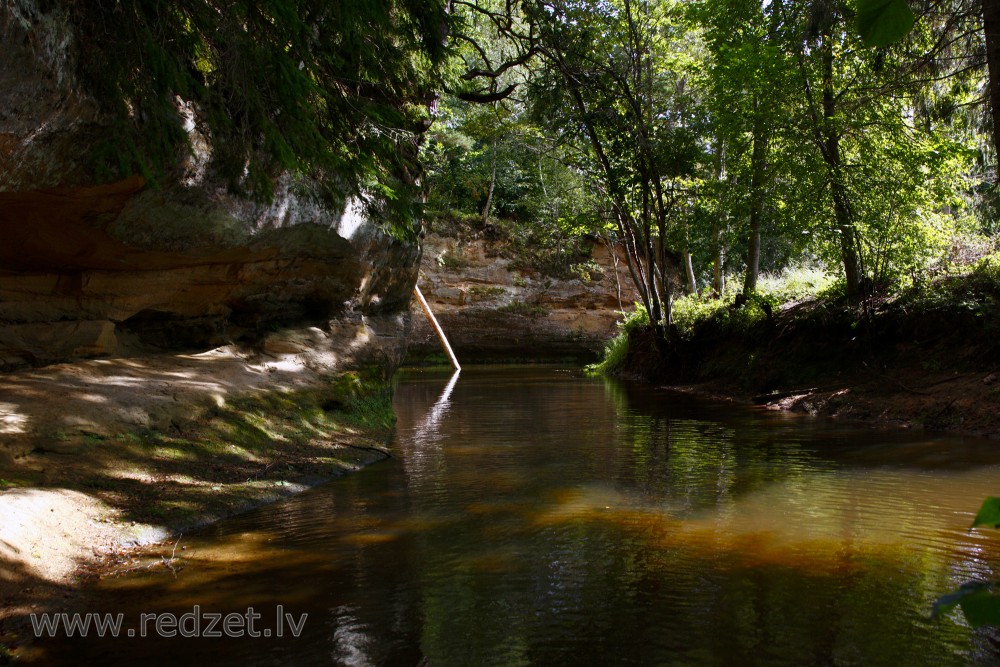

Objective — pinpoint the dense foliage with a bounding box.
[74,0,449,226]
[426,0,998,327]
[65,0,999,309]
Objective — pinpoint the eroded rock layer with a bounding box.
[0,4,420,369]
[408,233,639,363]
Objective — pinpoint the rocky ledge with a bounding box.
[407,232,639,363]
[0,177,418,369]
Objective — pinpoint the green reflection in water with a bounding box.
[33,367,1000,666]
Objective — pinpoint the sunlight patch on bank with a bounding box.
[0,402,27,434]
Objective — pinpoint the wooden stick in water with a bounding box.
[413,285,461,371]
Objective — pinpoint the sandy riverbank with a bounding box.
[0,324,400,660]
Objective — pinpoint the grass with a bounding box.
[589,266,841,377]
[586,304,650,376]
[899,252,1000,313]
[329,370,396,432]
[756,266,837,304]
[671,266,839,340]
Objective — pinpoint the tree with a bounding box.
[984,0,1000,179]
[858,0,999,195]
[518,0,708,339]
[696,0,796,297]
[71,0,449,229]
[763,0,974,296]
[422,91,607,275]
[445,0,982,317]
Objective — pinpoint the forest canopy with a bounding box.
[74,0,450,219]
[426,0,999,337]
[70,0,999,329]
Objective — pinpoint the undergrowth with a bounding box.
[589,259,1000,383]
[670,267,839,341]
[328,370,397,432]
[589,266,840,377]
[899,252,1000,313]
[586,305,650,376]
[426,209,595,281]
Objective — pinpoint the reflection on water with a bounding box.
[38,367,1000,665]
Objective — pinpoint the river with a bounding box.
[37,366,1000,665]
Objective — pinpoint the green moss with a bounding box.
[468,285,506,301]
[436,247,473,269]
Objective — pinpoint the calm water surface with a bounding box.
[39,366,1000,665]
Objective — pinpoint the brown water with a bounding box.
[36,366,1000,665]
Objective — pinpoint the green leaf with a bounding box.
[933,581,990,619]
[934,581,1000,628]
[856,0,915,47]
[959,588,1000,628]
[971,496,1000,529]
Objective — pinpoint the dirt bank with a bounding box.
[0,321,403,659]
[621,277,1000,440]
[664,368,1000,440]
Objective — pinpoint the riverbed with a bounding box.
[34,366,1000,665]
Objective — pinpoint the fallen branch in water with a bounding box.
[160,535,183,577]
[344,443,393,458]
[751,385,850,404]
[101,535,185,579]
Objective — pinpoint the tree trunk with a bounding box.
[742,115,768,296]
[604,236,625,311]
[481,139,497,224]
[743,221,761,296]
[830,176,862,295]
[712,221,725,296]
[821,33,863,298]
[984,0,1000,182]
[713,140,727,297]
[684,250,697,294]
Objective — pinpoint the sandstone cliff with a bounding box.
[0,2,420,370]
[408,231,639,363]
[0,5,426,637]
